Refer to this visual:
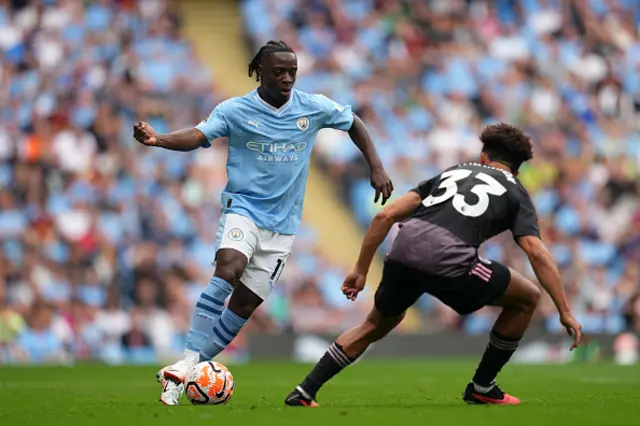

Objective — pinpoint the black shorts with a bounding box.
[374,258,511,317]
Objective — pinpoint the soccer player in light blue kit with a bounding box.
[133,41,394,405]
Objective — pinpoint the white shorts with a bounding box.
[213,213,294,300]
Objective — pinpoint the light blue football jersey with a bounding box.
[195,89,354,235]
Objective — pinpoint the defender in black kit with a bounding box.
[285,123,585,407]
[379,160,538,318]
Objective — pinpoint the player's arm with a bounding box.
[517,236,570,313]
[353,179,434,276]
[155,128,208,151]
[133,103,228,151]
[342,188,426,301]
[517,235,583,349]
[355,192,421,272]
[318,94,393,204]
[347,115,393,204]
[134,124,207,151]
[512,187,583,349]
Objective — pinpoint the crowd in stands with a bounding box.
[243,0,640,336]
[0,0,638,365]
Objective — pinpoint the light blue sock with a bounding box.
[185,276,234,353]
[199,308,247,361]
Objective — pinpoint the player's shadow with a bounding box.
[330,398,580,408]
[327,399,470,409]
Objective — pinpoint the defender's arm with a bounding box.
[516,236,569,314]
[517,235,584,349]
[354,192,422,275]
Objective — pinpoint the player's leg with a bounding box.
[463,262,540,405]
[286,307,406,407]
[285,261,422,407]
[182,249,247,360]
[198,232,293,362]
[197,281,263,360]
[159,214,257,405]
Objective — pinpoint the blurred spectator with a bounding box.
[290,278,346,333]
[14,300,69,364]
[121,309,155,364]
[0,279,25,362]
[122,310,153,351]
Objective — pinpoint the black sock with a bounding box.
[472,329,520,388]
[299,342,358,399]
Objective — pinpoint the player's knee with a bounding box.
[228,299,258,319]
[227,283,263,319]
[355,321,383,344]
[214,266,241,285]
[214,254,246,284]
[520,283,540,312]
[504,270,541,313]
[361,312,405,342]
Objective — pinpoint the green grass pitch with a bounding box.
[1,361,639,426]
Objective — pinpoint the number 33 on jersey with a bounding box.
[411,163,541,247]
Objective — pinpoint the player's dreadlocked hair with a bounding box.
[248,41,295,82]
[480,123,534,172]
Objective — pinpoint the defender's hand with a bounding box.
[341,272,366,301]
[560,312,585,351]
[370,167,393,205]
[134,122,157,146]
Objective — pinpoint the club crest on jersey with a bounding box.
[228,228,244,241]
[296,116,310,131]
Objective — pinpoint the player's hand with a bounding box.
[341,271,366,301]
[133,121,157,146]
[559,312,585,351]
[370,166,393,205]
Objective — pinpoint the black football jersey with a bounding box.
[387,163,540,277]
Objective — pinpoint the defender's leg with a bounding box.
[286,261,422,407]
[286,307,406,407]
[464,265,540,405]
